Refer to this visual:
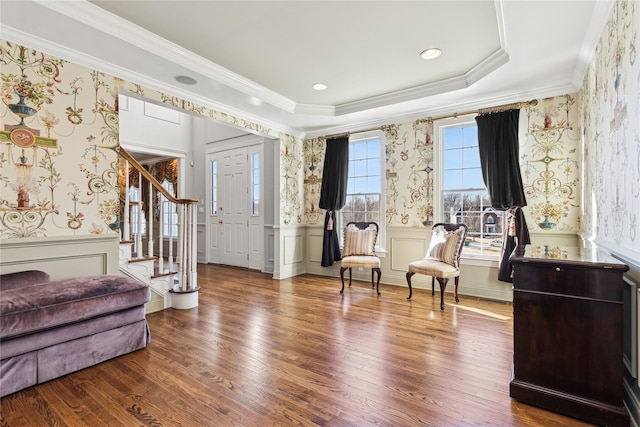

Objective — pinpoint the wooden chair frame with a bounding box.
[339,221,381,295]
[406,222,468,310]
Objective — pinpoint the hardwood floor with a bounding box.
[1,264,596,426]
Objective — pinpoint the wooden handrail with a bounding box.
[118,147,198,205]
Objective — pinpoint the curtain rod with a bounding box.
[321,99,539,139]
[414,99,538,124]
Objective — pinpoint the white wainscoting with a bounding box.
[283,226,583,302]
[304,225,516,302]
[273,225,306,279]
[0,233,120,280]
[197,223,206,263]
[263,225,275,274]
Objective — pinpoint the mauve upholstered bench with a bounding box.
[0,270,150,397]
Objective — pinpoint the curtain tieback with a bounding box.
[508,207,517,237]
[326,211,333,230]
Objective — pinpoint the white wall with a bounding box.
[119,95,192,157]
[0,234,120,280]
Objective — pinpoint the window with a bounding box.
[160,180,178,238]
[251,153,259,215]
[436,117,503,257]
[129,186,146,236]
[210,160,217,215]
[341,132,385,250]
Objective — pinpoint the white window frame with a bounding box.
[434,115,504,261]
[340,130,386,253]
[160,180,178,239]
[128,186,146,236]
[250,152,260,216]
[210,159,218,216]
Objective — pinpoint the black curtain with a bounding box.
[475,109,530,282]
[319,136,349,267]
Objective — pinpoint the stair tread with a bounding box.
[129,256,159,263]
[151,270,178,279]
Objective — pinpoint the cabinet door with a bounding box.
[513,289,623,405]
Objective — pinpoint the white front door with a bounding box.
[207,147,249,267]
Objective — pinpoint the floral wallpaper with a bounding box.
[1,42,120,238]
[382,120,435,226]
[303,137,325,225]
[521,95,581,232]
[1,39,304,239]
[581,0,639,256]
[303,96,582,233]
[280,133,303,225]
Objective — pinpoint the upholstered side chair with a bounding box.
[340,222,381,295]
[406,223,468,310]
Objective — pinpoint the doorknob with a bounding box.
[218,220,223,224]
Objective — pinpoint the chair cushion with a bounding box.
[425,225,465,268]
[408,259,459,278]
[343,226,376,256]
[341,255,381,269]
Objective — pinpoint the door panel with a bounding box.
[207,147,249,267]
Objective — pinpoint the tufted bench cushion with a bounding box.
[1,275,150,340]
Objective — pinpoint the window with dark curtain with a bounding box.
[319,136,349,267]
[476,109,526,209]
[475,109,530,282]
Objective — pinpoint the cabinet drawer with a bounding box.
[513,262,623,302]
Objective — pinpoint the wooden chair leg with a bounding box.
[406,271,415,300]
[339,267,347,293]
[374,268,381,295]
[454,276,460,303]
[370,269,375,288]
[435,277,449,310]
[431,277,435,296]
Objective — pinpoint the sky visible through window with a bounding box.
[443,126,483,190]
[442,123,502,256]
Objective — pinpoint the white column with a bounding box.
[123,160,130,241]
[158,194,164,274]
[147,180,154,259]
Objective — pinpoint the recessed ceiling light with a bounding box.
[420,48,442,60]
[174,75,197,85]
[312,83,328,91]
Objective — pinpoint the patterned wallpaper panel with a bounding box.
[1,42,121,237]
[1,40,303,238]
[581,0,639,256]
[520,95,581,232]
[303,96,582,233]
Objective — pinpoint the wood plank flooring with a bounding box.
[1,264,596,426]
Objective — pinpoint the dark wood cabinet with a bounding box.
[510,245,630,426]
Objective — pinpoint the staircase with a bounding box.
[117,148,198,313]
[118,240,170,314]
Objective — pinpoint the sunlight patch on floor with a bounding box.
[452,303,511,321]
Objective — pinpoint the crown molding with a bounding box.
[334,49,510,116]
[572,0,615,89]
[34,0,298,114]
[494,0,508,50]
[303,82,577,140]
[27,0,514,120]
[1,26,303,140]
[293,104,336,116]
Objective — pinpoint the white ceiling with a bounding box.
[1,1,613,138]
